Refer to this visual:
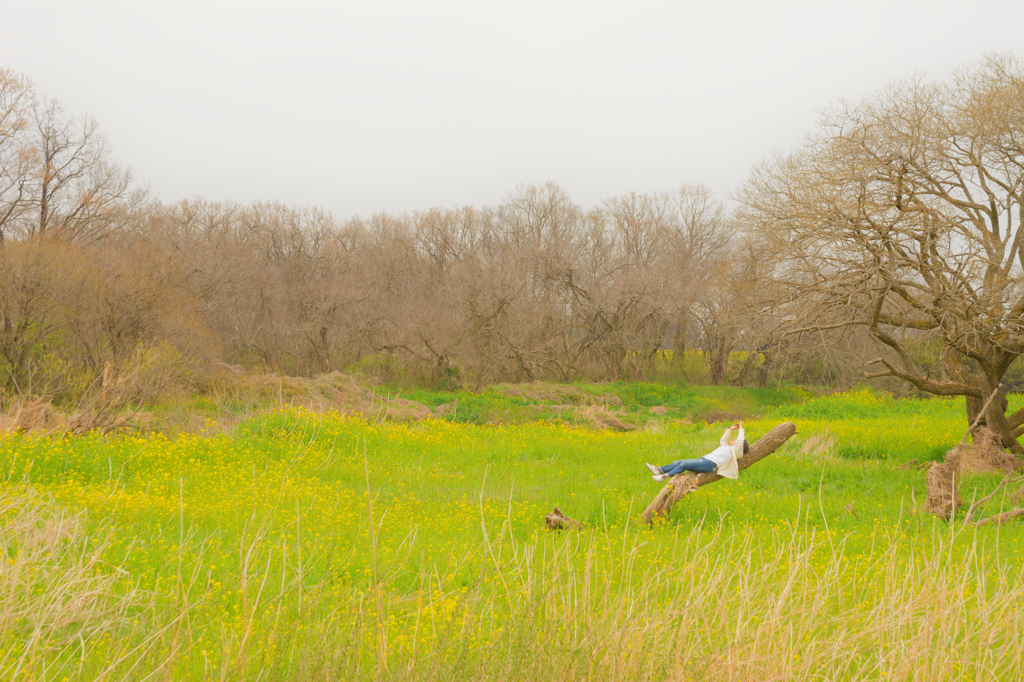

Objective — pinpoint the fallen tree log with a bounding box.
[545,507,583,530]
[641,421,797,525]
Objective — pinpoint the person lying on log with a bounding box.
[646,422,748,481]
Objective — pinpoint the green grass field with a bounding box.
[2,386,1024,680]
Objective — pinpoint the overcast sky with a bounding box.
[2,0,1022,218]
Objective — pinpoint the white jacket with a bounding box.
[703,427,744,479]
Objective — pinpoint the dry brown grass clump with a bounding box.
[5,399,61,434]
[0,491,138,679]
[0,398,94,436]
[1,345,188,436]
[926,428,1023,519]
[926,448,964,520]
[961,427,1023,474]
[795,429,839,462]
[0,398,98,437]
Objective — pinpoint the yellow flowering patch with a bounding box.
[0,394,1022,679]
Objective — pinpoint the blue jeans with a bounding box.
[659,457,717,476]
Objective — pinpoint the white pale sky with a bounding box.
[2,0,1022,217]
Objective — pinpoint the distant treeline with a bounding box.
[1,174,788,394]
[4,56,1024,411]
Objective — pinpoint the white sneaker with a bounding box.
[652,473,670,482]
[645,463,662,475]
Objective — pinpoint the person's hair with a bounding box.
[743,439,750,455]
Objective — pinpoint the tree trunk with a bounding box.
[671,317,688,380]
[965,393,1008,434]
[731,351,756,387]
[708,332,731,385]
[943,351,1017,450]
[641,422,797,525]
[980,376,1022,453]
[965,395,983,428]
[757,349,773,388]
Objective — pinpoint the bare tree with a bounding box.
[29,97,139,242]
[0,69,35,245]
[739,54,1024,449]
[0,70,141,245]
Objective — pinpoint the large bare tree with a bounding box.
[738,54,1024,450]
[0,68,34,245]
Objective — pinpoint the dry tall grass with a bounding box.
[0,493,138,679]
[3,488,1022,680]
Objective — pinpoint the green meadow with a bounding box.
[2,386,1024,680]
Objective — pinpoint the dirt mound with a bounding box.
[384,398,434,422]
[218,371,379,415]
[274,372,375,412]
[700,409,742,424]
[432,401,457,417]
[503,382,623,407]
[577,405,636,431]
